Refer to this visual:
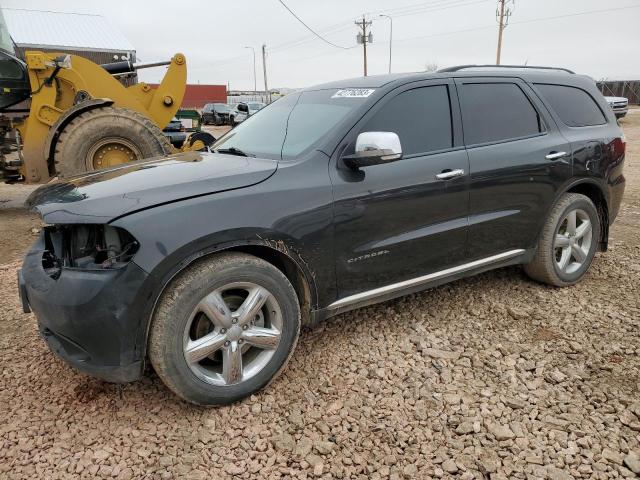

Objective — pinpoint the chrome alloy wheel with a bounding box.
[183,282,282,386]
[554,208,593,275]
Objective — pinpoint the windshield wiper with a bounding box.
[214,147,255,157]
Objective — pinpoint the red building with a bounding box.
[150,84,227,109]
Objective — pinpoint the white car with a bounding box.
[230,102,266,126]
[604,96,628,119]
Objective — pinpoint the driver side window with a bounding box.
[363,85,453,156]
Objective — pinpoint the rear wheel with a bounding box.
[524,193,600,286]
[148,252,300,405]
[53,107,172,177]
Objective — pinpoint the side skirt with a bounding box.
[311,249,527,324]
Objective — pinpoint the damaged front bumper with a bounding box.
[20,232,149,383]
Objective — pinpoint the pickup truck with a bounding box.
[605,96,629,118]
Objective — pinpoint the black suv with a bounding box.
[201,103,231,125]
[20,66,626,405]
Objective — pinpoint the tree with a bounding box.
[424,62,438,73]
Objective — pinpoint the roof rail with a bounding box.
[438,64,575,74]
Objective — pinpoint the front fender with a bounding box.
[127,229,320,363]
[139,228,319,306]
[44,98,114,164]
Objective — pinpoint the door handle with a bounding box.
[435,168,465,180]
[545,151,569,160]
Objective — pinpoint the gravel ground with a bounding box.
[0,114,639,479]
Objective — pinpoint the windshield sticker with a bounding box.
[332,88,376,98]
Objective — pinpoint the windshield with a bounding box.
[0,9,15,55]
[212,90,367,160]
[214,104,230,112]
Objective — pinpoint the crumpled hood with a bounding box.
[26,151,278,224]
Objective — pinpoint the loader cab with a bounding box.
[0,10,30,110]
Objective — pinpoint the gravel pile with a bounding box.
[1,246,639,479]
[0,115,639,479]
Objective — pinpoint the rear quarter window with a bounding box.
[534,84,607,127]
[458,82,543,146]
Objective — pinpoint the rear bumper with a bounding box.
[20,234,149,383]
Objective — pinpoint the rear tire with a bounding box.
[524,193,600,287]
[54,107,172,177]
[148,252,300,405]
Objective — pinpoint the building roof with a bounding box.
[3,8,135,53]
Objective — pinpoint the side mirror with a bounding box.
[342,132,403,169]
[237,103,249,113]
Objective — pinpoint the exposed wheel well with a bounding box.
[566,182,609,251]
[224,245,314,326]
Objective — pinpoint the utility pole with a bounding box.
[495,0,514,65]
[355,15,373,77]
[262,44,270,103]
[378,14,392,74]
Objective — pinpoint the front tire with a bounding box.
[524,193,600,287]
[148,252,300,405]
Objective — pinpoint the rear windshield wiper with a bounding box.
[214,147,255,157]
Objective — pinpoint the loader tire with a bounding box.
[53,106,172,177]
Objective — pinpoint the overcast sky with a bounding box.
[5,0,640,89]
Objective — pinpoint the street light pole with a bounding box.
[378,14,392,74]
[244,46,257,94]
[262,44,270,103]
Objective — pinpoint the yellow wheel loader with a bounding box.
[0,17,211,183]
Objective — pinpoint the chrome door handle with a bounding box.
[435,168,465,180]
[545,151,568,160]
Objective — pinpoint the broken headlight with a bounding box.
[42,224,139,277]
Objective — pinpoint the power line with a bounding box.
[269,0,489,55]
[364,0,461,18]
[275,0,352,49]
[510,4,640,27]
[362,0,490,20]
[396,4,640,44]
[196,2,640,81]
[269,16,356,51]
[269,22,354,53]
[276,3,640,66]
[376,0,491,19]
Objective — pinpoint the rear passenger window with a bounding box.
[459,83,543,145]
[535,84,606,127]
[363,85,452,156]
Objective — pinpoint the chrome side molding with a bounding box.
[328,249,525,310]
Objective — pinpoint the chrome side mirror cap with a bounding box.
[343,131,403,169]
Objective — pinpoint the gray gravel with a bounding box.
[0,116,639,479]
